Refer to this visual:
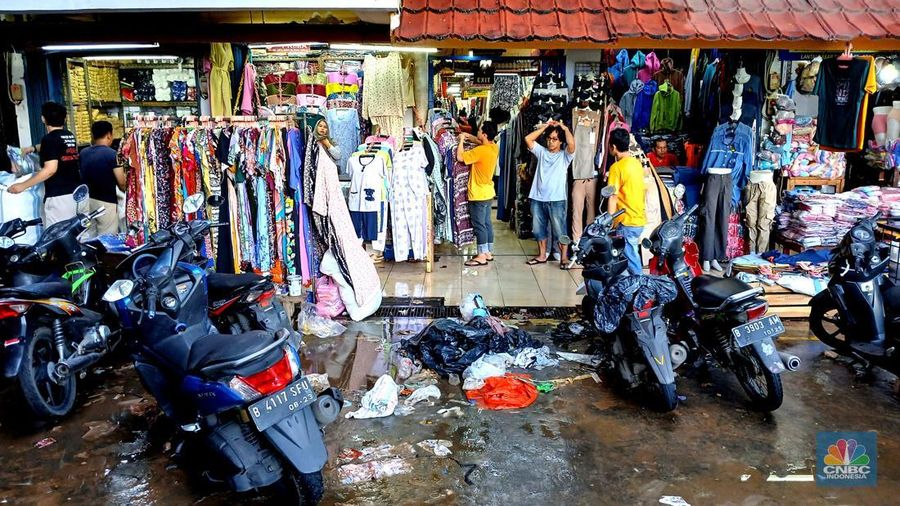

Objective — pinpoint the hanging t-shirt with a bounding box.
[347,153,387,213]
[813,57,877,151]
[40,128,81,199]
[571,108,602,180]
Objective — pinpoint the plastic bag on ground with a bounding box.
[465,373,539,410]
[346,374,400,419]
[513,346,559,370]
[405,384,441,406]
[462,353,511,383]
[401,316,543,377]
[459,292,490,322]
[297,303,347,338]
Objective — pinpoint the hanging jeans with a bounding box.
[744,177,777,253]
[468,199,494,254]
[700,171,733,261]
[571,178,597,242]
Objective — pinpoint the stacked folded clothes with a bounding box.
[777,190,879,248]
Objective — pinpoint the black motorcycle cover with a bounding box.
[593,275,677,334]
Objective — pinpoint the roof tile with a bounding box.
[394,0,899,44]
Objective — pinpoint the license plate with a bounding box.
[731,315,785,347]
[247,376,316,431]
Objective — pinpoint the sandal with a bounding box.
[560,262,571,270]
[526,257,548,265]
[465,259,488,267]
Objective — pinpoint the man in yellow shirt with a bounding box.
[457,121,499,266]
[606,128,647,275]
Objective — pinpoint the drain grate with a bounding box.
[367,305,580,320]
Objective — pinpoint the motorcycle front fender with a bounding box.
[262,405,328,474]
[1,317,27,378]
[629,308,676,385]
[746,337,786,374]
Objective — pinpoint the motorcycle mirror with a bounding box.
[182,193,205,214]
[102,279,134,302]
[673,184,685,200]
[559,235,572,245]
[73,184,89,203]
[600,185,616,198]
[641,238,652,249]
[0,236,14,249]
[206,194,225,208]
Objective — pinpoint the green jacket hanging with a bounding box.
[650,81,683,133]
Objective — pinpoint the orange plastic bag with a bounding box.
[466,373,538,410]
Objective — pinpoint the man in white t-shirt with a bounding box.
[524,120,575,267]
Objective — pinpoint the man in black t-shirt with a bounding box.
[80,121,126,236]
[10,102,82,225]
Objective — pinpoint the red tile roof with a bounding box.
[394,0,900,46]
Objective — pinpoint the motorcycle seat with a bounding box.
[691,275,754,309]
[187,330,284,377]
[207,272,268,301]
[0,281,71,299]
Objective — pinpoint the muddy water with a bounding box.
[1,319,899,505]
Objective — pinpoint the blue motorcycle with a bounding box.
[102,194,341,503]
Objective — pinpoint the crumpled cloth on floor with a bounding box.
[466,373,538,410]
[401,317,543,377]
[346,375,400,419]
[593,275,677,334]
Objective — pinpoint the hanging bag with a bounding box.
[315,275,346,318]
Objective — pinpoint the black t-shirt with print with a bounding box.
[813,58,871,150]
[40,128,81,198]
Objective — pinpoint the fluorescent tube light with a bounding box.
[43,43,160,51]
[82,55,180,61]
[329,43,438,54]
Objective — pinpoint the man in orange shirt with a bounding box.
[457,121,500,266]
[647,138,678,167]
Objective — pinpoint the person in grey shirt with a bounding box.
[524,120,575,268]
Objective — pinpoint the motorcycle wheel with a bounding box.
[653,382,678,412]
[809,292,846,349]
[734,350,783,412]
[18,327,76,419]
[272,470,325,505]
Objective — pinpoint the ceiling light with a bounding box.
[82,55,180,61]
[329,43,438,54]
[42,43,160,51]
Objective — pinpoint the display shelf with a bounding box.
[122,101,198,107]
[785,176,845,193]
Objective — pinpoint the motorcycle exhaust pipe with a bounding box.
[669,343,689,369]
[55,352,104,379]
[778,352,801,372]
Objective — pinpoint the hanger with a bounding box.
[837,42,854,62]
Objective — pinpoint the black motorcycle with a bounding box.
[643,204,797,412]
[0,185,114,419]
[809,211,900,376]
[110,193,293,338]
[571,186,680,412]
[102,204,341,503]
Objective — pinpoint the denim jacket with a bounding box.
[701,122,755,206]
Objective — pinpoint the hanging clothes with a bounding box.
[210,43,234,117]
[311,144,381,308]
[391,144,430,261]
[362,53,406,149]
[324,107,361,177]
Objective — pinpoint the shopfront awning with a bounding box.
[393,0,900,50]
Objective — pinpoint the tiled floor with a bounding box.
[378,215,584,307]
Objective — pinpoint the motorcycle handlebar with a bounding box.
[684,204,699,217]
[25,218,42,227]
[612,209,626,220]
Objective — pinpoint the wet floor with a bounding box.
[1,317,899,505]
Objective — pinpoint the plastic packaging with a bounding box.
[459,292,490,322]
[315,275,346,318]
[5,146,39,176]
[297,303,347,338]
[405,385,441,406]
[345,374,400,419]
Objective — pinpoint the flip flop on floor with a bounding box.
[526,257,548,265]
[465,259,488,266]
